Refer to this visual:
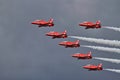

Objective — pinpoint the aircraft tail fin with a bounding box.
[96,20,101,28]
[88,51,91,56]
[63,30,67,35]
[98,63,102,68]
[49,18,54,23]
[75,40,80,44]
[98,63,103,70]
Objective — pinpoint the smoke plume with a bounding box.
[69,36,120,47]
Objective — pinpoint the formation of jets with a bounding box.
[31,18,103,71]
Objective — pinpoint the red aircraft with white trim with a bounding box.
[59,40,80,48]
[46,30,67,39]
[72,51,92,59]
[83,63,103,71]
[31,18,54,27]
[79,20,101,29]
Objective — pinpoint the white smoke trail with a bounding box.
[81,45,120,54]
[69,36,120,47]
[104,69,120,73]
[93,57,120,64]
[104,26,120,32]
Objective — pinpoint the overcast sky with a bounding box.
[0,0,120,80]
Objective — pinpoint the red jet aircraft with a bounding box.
[83,63,103,71]
[79,20,101,29]
[31,18,54,27]
[59,40,80,48]
[72,51,92,59]
[46,30,67,39]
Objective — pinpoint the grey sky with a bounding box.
[0,0,120,80]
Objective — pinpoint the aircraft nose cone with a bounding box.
[71,54,77,57]
[45,33,49,36]
[59,43,62,45]
[31,21,38,24]
[71,54,75,57]
[83,66,87,68]
[79,23,82,26]
[59,42,64,45]
[31,22,35,24]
